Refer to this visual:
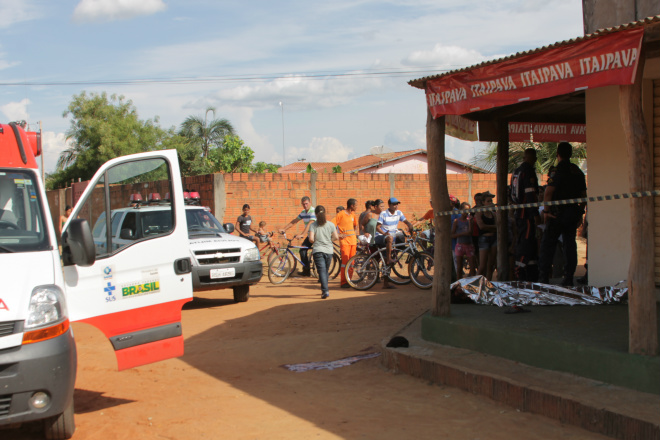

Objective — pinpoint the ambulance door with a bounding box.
[62,150,193,371]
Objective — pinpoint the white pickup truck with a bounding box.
[90,193,263,302]
[0,122,193,439]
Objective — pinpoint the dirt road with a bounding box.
[12,267,602,440]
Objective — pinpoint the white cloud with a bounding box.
[287,137,353,163]
[73,0,167,23]
[41,132,71,174]
[0,57,19,70]
[402,43,504,69]
[1,99,30,122]
[0,42,21,71]
[216,75,383,111]
[384,129,425,150]
[225,106,277,162]
[0,0,40,29]
[445,137,488,164]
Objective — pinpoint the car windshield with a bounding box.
[0,169,50,252]
[141,210,174,237]
[186,209,227,236]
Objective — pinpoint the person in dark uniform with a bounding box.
[511,148,540,281]
[538,142,587,286]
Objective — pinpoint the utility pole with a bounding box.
[279,102,285,166]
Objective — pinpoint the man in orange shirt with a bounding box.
[334,198,359,288]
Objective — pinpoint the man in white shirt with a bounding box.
[375,197,414,266]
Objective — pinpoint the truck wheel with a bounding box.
[44,397,75,439]
[233,285,250,303]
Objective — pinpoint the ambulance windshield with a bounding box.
[0,170,49,252]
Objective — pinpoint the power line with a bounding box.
[0,67,453,87]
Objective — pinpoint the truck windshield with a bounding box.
[0,169,49,252]
[186,209,227,236]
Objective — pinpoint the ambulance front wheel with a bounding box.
[44,397,75,439]
[233,285,250,302]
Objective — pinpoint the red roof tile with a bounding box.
[339,149,426,172]
[278,161,341,173]
[278,149,489,174]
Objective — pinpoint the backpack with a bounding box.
[510,165,525,204]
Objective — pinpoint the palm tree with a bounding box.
[179,107,235,158]
[470,142,587,174]
[56,142,87,171]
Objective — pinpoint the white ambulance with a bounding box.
[0,122,193,439]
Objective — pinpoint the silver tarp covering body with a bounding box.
[451,276,628,306]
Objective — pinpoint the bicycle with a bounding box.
[255,231,280,264]
[268,233,340,284]
[329,241,344,280]
[343,231,423,290]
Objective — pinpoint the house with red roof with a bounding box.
[278,149,488,174]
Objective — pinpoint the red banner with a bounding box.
[445,114,478,141]
[508,122,586,142]
[426,28,643,117]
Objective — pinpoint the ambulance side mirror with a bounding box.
[62,219,96,267]
[223,223,235,233]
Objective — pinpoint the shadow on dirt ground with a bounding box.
[73,389,135,415]
[9,268,601,440]
[177,278,600,440]
[180,284,442,439]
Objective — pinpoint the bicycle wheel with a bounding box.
[265,247,280,267]
[409,251,435,289]
[329,252,341,279]
[268,251,293,284]
[387,248,413,285]
[345,254,379,290]
[309,256,318,279]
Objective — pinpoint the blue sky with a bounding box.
[1,0,584,173]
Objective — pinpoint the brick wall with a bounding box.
[183,172,501,228]
[46,172,502,236]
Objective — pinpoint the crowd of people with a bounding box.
[236,196,417,298]
[445,142,586,285]
[233,142,587,298]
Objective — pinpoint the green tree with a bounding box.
[179,106,234,158]
[164,131,212,177]
[207,135,255,173]
[251,162,281,173]
[48,91,175,189]
[470,142,587,175]
[305,163,316,173]
[332,165,342,173]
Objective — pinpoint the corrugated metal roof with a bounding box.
[409,15,660,90]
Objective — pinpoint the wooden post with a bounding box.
[496,121,509,281]
[619,51,659,356]
[426,110,452,317]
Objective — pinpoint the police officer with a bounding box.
[511,148,540,281]
[538,142,587,286]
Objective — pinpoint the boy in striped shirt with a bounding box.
[376,197,414,288]
[280,196,316,276]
